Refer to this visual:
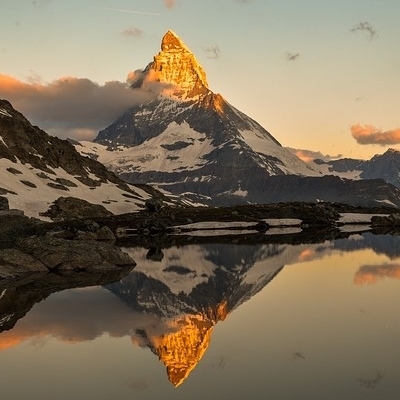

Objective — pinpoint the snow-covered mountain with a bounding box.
[76,30,400,207]
[78,30,320,205]
[311,148,400,189]
[0,99,166,219]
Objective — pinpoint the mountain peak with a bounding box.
[161,30,188,52]
[147,30,209,99]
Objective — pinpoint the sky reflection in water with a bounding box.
[1,233,400,400]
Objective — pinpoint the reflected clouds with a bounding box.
[354,264,400,285]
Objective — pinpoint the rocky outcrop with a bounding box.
[40,196,114,221]
[0,235,135,280]
[0,211,46,244]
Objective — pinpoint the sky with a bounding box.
[1,0,400,160]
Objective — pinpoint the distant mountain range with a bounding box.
[76,30,400,208]
[309,148,400,189]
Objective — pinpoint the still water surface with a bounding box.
[1,233,400,399]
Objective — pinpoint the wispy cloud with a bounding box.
[286,52,300,61]
[164,0,176,9]
[351,124,400,145]
[0,73,168,140]
[203,45,221,59]
[350,21,377,40]
[122,27,143,37]
[81,6,160,16]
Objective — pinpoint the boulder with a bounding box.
[40,196,114,221]
[14,235,135,272]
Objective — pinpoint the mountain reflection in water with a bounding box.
[1,232,400,399]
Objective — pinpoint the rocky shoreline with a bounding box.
[1,195,400,281]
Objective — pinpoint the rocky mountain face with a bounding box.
[84,30,400,207]
[312,148,400,189]
[0,99,168,219]
[360,149,400,187]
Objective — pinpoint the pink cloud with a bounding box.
[164,0,176,9]
[351,124,400,145]
[286,147,342,163]
[354,264,400,285]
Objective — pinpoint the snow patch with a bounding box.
[0,158,148,219]
[0,108,12,118]
[77,121,214,175]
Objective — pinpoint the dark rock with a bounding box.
[40,196,114,221]
[6,167,22,175]
[371,214,400,227]
[54,178,78,187]
[0,212,46,244]
[254,220,269,232]
[145,198,164,213]
[20,180,37,188]
[14,235,136,272]
[47,182,69,191]
[0,196,9,210]
[75,225,116,241]
[146,247,164,262]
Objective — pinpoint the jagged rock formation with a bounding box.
[144,29,209,99]
[81,31,400,207]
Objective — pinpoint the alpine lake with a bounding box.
[1,224,400,400]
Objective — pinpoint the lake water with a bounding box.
[1,232,400,399]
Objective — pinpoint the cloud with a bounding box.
[203,45,221,59]
[82,6,160,16]
[350,21,377,40]
[354,264,400,285]
[164,0,176,9]
[0,72,168,140]
[351,124,400,145]
[286,147,342,163]
[122,27,143,37]
[286,52,300,61]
